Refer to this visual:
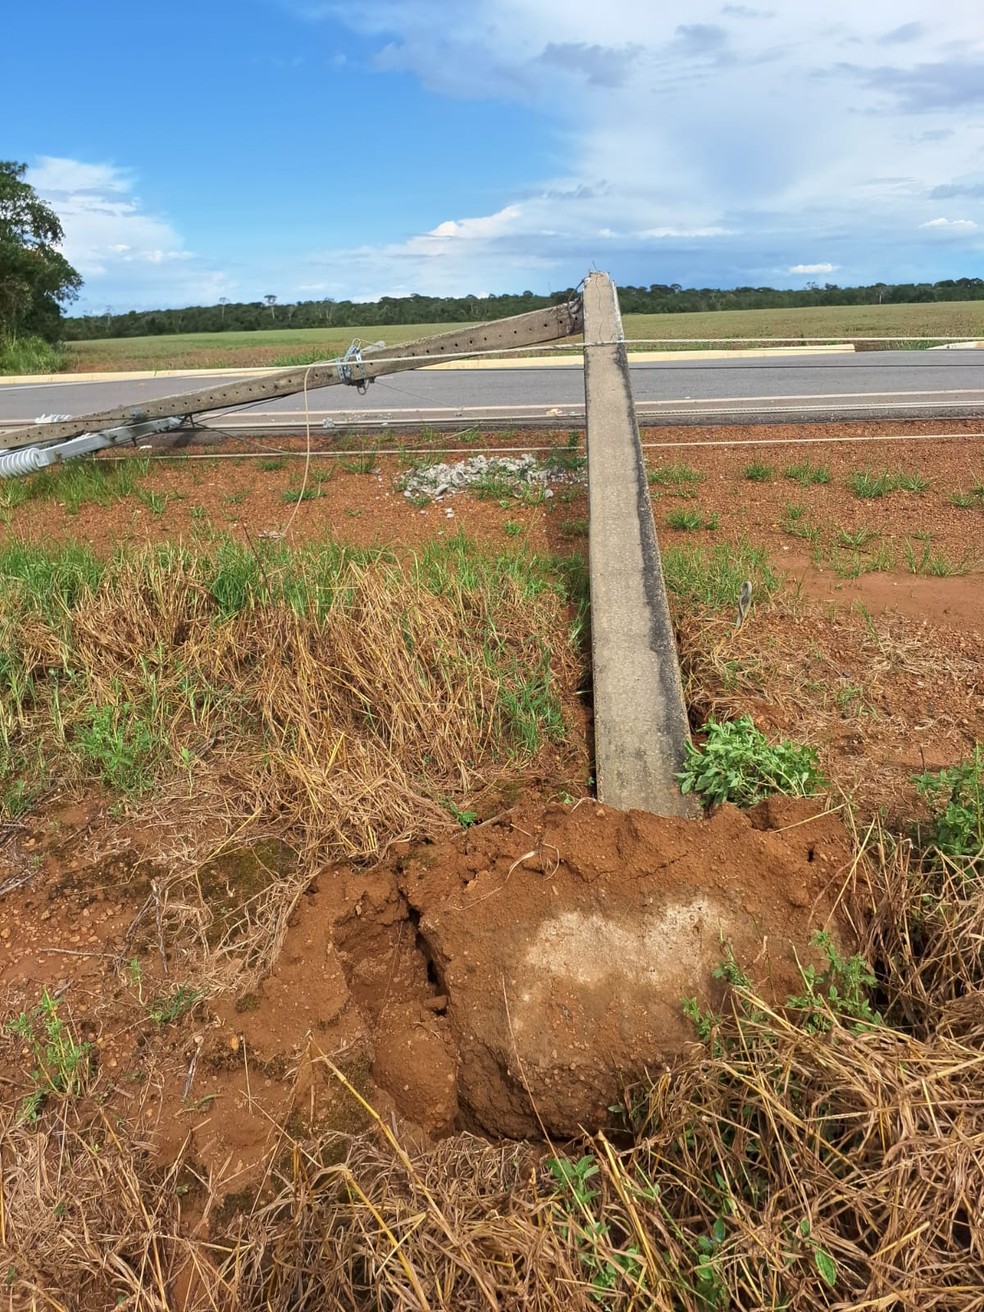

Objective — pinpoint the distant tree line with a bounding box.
[62,278,984,341]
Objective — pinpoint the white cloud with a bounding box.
[289,0,984,293]
[640,226,733,239]
[425,206,522,241]
[27,156,232,309]
[919,216,978,229]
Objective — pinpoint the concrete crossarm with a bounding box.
[0,300,584,452]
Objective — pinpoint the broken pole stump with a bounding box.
[582,271,694,816]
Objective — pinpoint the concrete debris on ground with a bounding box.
[400,453,582,502]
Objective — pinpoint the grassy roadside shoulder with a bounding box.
[0,335,67,375]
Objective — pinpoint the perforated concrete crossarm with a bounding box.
[582,272,695,817]
[0,301,584,453]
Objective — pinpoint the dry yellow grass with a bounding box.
[0,537,582,987]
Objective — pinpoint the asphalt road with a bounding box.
[2,352,984,433]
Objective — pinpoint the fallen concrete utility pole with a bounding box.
[0,301,583,454]
[582,271,694,817]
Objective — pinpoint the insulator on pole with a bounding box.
[0,446,49,479]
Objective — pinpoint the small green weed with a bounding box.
[895,471,930,493]
[903,541,973,577]
[662,541,778,610]
[547,431,587,474]
[648,463,705,498]
[148,984,203,1025]
[849,470,895,498]
[503,520,522,537]
[835,527,876,549]
[22,456,151,514]
[830,539,895,577]
[0,478,29,516]
[341,448,379,475]
[547,1154,645,1298]
[693,1222,730,1309]
[447,801,479,828]
[0,776,40,818]
[666,508,704,531]
[258,458,287,472]
[126,957,145,1003]
[834,684,872,717]
[74,700,158,795]
[686,935,880,1039]
[786,930,882,1033]
[678,715,826,808]
[559,517,589,539]
[281,485,321,504]
[849,469,928,499]
[784,461,831,486]
[5,990,92,1122]
[471,469,547,506]
[780,503,818,542]
[137,488,168,515]
[913,747,984,868]
[949,478,984,509]
[742,462,774,482]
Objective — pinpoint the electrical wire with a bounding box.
[96,427,984,464]
[276,360,319,538]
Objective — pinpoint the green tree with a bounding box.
[0,161,82,341]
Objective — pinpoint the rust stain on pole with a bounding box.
[582,272,694,816]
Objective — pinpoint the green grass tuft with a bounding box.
[661,540,778,611]
[742,462,774,482]
[784,462,831,487]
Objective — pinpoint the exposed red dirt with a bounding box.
[1,417,981,570]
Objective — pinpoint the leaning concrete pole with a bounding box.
[582,272,694,816]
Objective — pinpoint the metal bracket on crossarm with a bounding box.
[336,341,373,394]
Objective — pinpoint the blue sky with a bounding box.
[5,0,984,312]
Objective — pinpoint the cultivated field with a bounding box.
[59,300,984,372]
[0,417,983,1308]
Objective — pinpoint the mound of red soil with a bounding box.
[397,796,853,1137]
[0,795,855,1174]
